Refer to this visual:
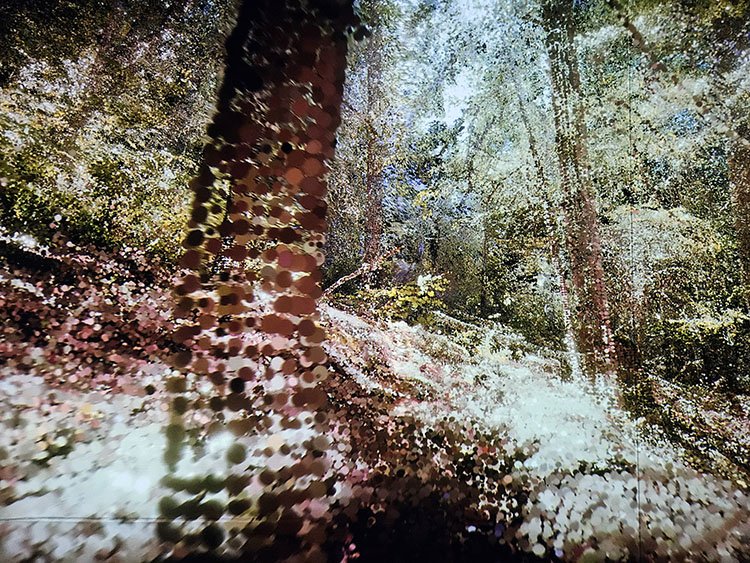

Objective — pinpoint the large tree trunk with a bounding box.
[728,138,750,309]
[169,0,356,557]
[541,0,616,376]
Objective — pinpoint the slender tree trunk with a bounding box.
[363,25,384,286]
[728,138,750,309]
[481,216,489,316]
[514,86,580,372]
[541,0,616,376]
[465,119,493,316]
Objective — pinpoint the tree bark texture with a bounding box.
[363,23,384,285]
[541,0,616,375]
[514,86,579,367]
[728,138,750,309]
[169,0,356,557]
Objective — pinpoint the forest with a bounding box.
[0,0,749,561]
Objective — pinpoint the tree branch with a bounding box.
[322,246,402,299]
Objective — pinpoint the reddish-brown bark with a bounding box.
[541,0,616,375]
[169,0,357,556]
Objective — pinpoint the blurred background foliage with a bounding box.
[0,0,237,259]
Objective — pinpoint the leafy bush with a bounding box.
[367,273,449,324]
[0,145,192,259]
[500,291,566,350]
[643,308,750,393]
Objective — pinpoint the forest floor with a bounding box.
[322,305,750,560]
[0,259,749,561]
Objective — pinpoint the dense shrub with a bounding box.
[643,309,750,393]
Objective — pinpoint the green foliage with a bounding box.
[0,145,117,248]
[89,157,132,199]
[368,273,449,324]
[457,204,567,349]
[643,309,750,393]
[0,0,233,262]
[0,0,109,85]
[503,291,566,350]
[605,206,748,375]
[0,138,194,257]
